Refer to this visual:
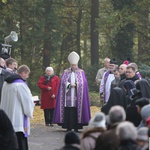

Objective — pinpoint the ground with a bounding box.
[28,106,100,150]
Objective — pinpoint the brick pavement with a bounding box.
[28,123,83,150]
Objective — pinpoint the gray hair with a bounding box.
[109,106,126,124]
[45,67,54,73]
[104,58,110,62]
[116,121,137,141]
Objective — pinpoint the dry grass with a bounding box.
[31,106,100,124]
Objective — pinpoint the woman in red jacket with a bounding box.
[38,67,59,126]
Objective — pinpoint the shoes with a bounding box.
[46,124,50,126]
[50,124,54,127]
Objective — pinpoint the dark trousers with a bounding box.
[44,108,54,125]
[63,107,78,130]
[16,132,28,150]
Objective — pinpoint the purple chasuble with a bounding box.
[13,79,28,137]
[53,68,91,124]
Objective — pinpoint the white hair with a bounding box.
[116,121,137,141]
[104,58,110,62]
[109,106,126,124]
[45,67,54,73]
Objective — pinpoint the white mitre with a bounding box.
[68,51,80,64]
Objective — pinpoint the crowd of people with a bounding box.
[59,105,149,150]
[0,57,34,150]
[0,52,150,150]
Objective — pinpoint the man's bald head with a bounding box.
[119,64,127,75]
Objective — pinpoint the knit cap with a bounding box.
[88,112,106,128]
[141,104,150,122]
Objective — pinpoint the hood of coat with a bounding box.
[5,74,25,83]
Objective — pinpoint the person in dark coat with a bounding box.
[116,121,140,150]
[58,131,80,150]
[0,57,11,102]
[126,79,150,128]
[135,79,150,99]
[110,67,120,91]
[118,65,139,90]
[135,97,150,130]
[124,80,142,127]
[94,106,126,150]
[118,64,127,89]
[0,109,18,150]
[101,87,127,115]
[38,67,59,126]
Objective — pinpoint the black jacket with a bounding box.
[0,109,18,150]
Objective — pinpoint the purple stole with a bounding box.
[13,79,28,137]
[136,71,142,79]
[103,70,110,102]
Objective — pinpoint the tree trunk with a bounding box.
[43,0,53,69]
[90,0,99,66]
[77,7,82,67]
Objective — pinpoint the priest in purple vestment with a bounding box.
[53,51,91,131]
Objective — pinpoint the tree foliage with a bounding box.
[0,0,149,93]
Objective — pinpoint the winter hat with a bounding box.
[141,104,150,122]
[137,127,148,142]
[65,131,80,145]
[88,112,106,128]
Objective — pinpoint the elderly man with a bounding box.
[95,58,110,86]
[54,51,91,132]
[119,64,127,80]
[100,59,118,103]
[118,64,127,88]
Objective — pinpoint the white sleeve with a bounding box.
[99,72,105,94]
[18,84,35,118]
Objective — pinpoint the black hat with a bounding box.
[130,88,141,99]
[65,131,80,145]
[110,58,117,65]
[135,97,149,107]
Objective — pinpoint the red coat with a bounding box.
[38,75,59,109]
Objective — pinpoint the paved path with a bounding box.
[28,123,82,150]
